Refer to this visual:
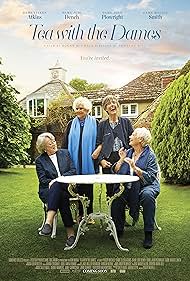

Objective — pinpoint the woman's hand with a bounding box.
[124,157,135,169]
[118,147,127,160]
[91,150,99,160]
[92,144,102,160]
[100,159,112,168]
[124,158,143,177]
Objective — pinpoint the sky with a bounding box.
[0,0,190,100]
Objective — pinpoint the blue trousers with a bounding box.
[111,186,158,233]
[140,187,158,232]
[111,184,140,233]
[46,182,74,228]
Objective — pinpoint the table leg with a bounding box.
[106,218,129,252]
[106,183,129,251]
[65,182,129,251]
[64,183,90,250]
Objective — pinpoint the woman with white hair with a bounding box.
[62,96,98,223]
[112,127,160,249]
[35,132,76,247]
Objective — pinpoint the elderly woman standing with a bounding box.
[35,132,76,247]
[112,127,160,249]
[62,97,98,222]
[96,95,133,197]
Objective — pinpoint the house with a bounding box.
[19,61,77,161]
[82,69,179,121]
[19,60,77,118]
[20,62,179,123]
[134,60,190,128]
[19,62,180,161]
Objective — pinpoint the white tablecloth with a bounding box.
[57,174,139,184]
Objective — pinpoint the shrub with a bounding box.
[0,59,32,167]
[151,72,190,184]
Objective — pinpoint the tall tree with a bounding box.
[0,59,31,168]
[69,77,107,91]
[46,92,75,132]
[151,71,190,184]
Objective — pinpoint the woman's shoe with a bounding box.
[40,223,52,236]
[65,236,75,247]
[143,231,153,249]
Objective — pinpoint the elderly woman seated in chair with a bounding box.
[35,132,76,247]
[112,127,160,249]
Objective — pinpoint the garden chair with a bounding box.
[125,165,161,230]
[38,197,79,239]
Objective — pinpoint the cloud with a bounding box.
[35,0,86,11]
[0,0,33,27]
[150,41,190,56]
[126,0,152,10]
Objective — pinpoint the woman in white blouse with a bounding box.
[35,132,76,247]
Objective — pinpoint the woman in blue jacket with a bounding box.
[112,127,160,249]
[35,132,76,247]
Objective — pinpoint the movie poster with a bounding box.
[1,0,190,280]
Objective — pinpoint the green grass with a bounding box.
[0,167,190,281]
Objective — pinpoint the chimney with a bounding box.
[161,74,176,90]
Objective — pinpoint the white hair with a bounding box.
[134,127,151,147]
[36,132,55,154]
[72,96,92,112]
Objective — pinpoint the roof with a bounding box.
[120,69,179,101]
[19,79,76,102]
[82,69,179,103]
[19,68,180,104]
[134,95,162,129]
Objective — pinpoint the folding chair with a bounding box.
[38,198,79,239]
[126,201,161,230]
[126,165,161,230]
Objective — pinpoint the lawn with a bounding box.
[0,167,190,281]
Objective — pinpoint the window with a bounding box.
[121,104,138,118]
[131,104,136,114]
[122,105,128,115]
[29,100,33,116]
[27,98,48,117]
[36,99,44,116]
[91,105,102,118]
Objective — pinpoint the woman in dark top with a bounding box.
[96,95,133,197]
[62,97,98,223]
[35,132,76,247]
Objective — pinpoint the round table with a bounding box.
[57,174,139,251]
[57,174,139,184]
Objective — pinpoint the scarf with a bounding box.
[68,115,97,174]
